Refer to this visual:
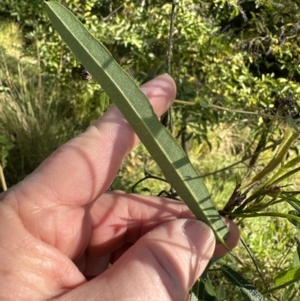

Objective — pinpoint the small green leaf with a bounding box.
[274,265,300,287]
[199,99,209,108]
[215,286,225,300]
[281,85,290,94]
[204,278,216,296]
[191,279,216,301]
[222,265,269,301]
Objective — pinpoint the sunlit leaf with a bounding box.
[274,266,300,287]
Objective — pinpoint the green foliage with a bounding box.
[2,0,300,138]
[0,20,110,187]
[2,0,300,299]
[0,134,13,192]
[0,134,14,169]
[273,265,300,291]
[0,60,70,185]
[218,265,268,301]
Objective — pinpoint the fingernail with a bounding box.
[182,220,215,251]
[221,216,230,227]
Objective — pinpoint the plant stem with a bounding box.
[0,164,7,191]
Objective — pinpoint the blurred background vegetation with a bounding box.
[1,0,300,300]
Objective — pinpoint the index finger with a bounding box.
[14,74,176,207]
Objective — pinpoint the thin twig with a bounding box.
[131,173,168,193]
[0,164,7,191]
[200,140,282,178]
[240,237,269,290]
[103,4,124,21]
[166,1,176,75]
[162,1,177,132]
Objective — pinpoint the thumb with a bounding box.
[62,219,215,301]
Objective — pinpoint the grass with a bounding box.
[0,21,110,187]
[0,57,76,185]
[0,21,23,58]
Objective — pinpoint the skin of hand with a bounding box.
[0,74,239,301]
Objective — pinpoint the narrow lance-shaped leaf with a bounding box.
[266,155,300,186]
[263,263,300,294]
[243,130,300,189]
[274,265,300,287]
[222,265,269,301]
[44,1,229,244]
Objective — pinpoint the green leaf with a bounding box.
[199,99,209,108]
[215,286,225,300]
[44,1,229,244]
[266,155,300,186]
[274,265,300,286]
[288,210,300,228]
[221,265,269,301]
[191,278,216,301]
[263,264,300,294]
[274,265,300,287]
[246,130,300,188]
[204,278,216,297]
[286,117,300,133]
[288,200,300,212]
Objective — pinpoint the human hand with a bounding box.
[0,74,239,301]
